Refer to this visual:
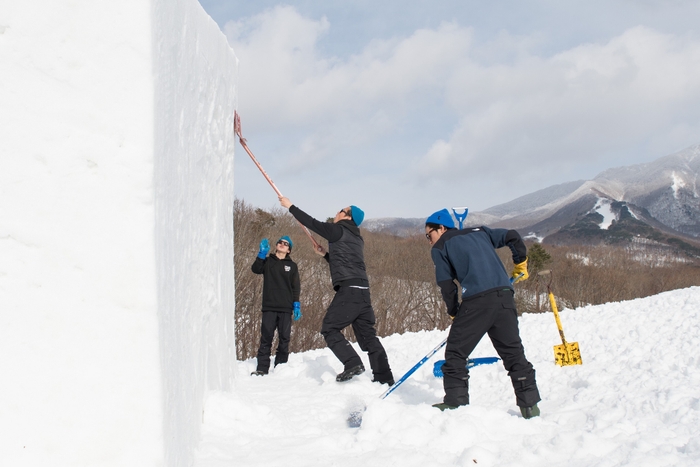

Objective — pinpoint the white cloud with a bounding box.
[226,9,472,125]
[413,26,700,185]
[225,6,700,215]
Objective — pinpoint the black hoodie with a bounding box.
[251,253,300,312]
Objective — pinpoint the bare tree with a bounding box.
[234,200,700,357]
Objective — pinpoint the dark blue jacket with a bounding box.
[431,226,527,316]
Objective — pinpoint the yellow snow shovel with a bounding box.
[539,270,582,366]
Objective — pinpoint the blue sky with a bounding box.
[199,0,700,219]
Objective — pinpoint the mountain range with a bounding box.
[364,143,700,255]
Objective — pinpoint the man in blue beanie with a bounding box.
[278,196,394,385]
[250,235,301,376]
[425,209,541,419]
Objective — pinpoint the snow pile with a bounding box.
[196,287,700,467]
[0,1,237,466]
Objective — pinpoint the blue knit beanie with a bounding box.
[278,235,293,251]
[350,205,364,227]
[426,209,455,229]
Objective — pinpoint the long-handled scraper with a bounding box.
[234,112,322,252]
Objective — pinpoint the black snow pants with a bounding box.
[256,311,292,373]
[320,286,393,383]
[442,289,541,408]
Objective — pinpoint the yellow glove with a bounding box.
[512,258,529,284]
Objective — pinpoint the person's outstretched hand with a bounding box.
[279,196,292,209]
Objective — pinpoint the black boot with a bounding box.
[336,364,365,382]
[372,370,394,386]
[251,370,268,376]
[432,402,459,411]
[520,404,540,419]
[372,378,394,386]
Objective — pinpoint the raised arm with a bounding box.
[279,196,343,242]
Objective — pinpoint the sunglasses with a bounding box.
[277,240,290,247]
[425,228,437,240]
[338,209,350,216]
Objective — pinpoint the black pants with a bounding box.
[442,289,541,408]
[320,287,393,383]
[256,311,292,372]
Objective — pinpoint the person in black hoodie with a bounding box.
[250,235,301,376]
[279,196,394,385]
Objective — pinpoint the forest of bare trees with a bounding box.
[234,199,700,360]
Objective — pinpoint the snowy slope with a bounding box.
[195,287,700,467]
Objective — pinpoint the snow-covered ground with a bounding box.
[195,287,700,467]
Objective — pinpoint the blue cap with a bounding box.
[278,235,293,250]
[350,205,364,226]
[426,209,455,229]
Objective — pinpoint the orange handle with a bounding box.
[234,112,322,251]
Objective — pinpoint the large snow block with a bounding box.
[0,1,237,466]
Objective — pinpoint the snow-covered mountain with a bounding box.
[596,145,700,237]
[365,144,700,249]
[484,143,700,239]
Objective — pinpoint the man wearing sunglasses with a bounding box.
[250,235,301,376]
[279,196,394,385]
[425,209,541,419]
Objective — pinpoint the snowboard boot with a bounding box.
[372,378,395,386]
[372,370,394,386]
[520,404,540,419]
[336,364,365,382]
[432,402,459,411]
[250,370,268,376]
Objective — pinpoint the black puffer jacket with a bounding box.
[288,205,369,289]
[251,254,300,312]
[327,223,368,287]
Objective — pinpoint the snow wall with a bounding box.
[0,1,237,466]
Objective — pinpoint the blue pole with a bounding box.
[380,337,447,400]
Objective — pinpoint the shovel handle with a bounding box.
[234,112,283,197]
[380,337,448,400]
[548,291,569,347]
[234,112,322,252]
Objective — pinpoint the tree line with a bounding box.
[234,199,700,360]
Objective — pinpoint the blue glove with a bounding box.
[293,301,301,321]
[257,238,270,259]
